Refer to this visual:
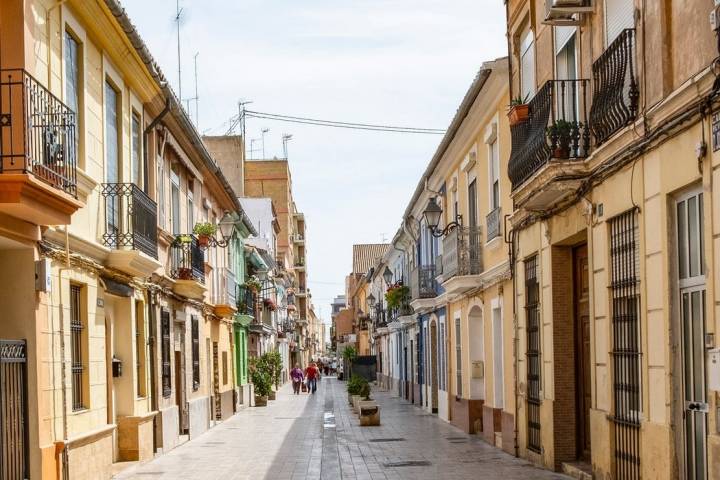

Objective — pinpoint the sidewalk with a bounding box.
[115,376,569,480]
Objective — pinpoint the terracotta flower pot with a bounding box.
[178,268,192,280]
[198,234,210,248]
[508,104,530,126]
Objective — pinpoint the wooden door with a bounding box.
[574,244,591,459]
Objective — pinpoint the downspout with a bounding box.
[143,99,170,193]
[507,222,520,458]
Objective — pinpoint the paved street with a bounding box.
[116,377,569,480]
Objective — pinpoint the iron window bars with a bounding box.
[609,209,641,480]
[161,309,171,398]
[525,255,541,453]
[70,285,84,411]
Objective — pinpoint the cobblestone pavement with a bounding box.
[116,377,569,480]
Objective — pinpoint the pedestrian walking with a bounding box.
[290,364,304,395]
[305,362,319,394]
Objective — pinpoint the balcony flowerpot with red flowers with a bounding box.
[193,222,217,248]
[263,298,277,311]
[177,268,193,280]
[507,95,530,126]
[244,276,262,293]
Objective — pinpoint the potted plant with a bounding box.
[266,350,283,396]
[177,267,193,280]
[546,119,575,159]
[244,276,262,293]
[507,94,530,126]
[385,283,410,314]
[263,298,277,311]
[193,222,217,248]
[346,374,362,405]
[342,345,357,379]
[249,356,272,406]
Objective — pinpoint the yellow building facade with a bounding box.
[0,1,253,478]
[506,1,720,478]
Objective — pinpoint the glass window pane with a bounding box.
[682,292,692,399]
[677,200,687,279]
[688,196,698,277]
[132,114,141,186]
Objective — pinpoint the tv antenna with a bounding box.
[282,134,293,159]
[261,128,269,159]
[175,0,184,100]
[183,52,199,127]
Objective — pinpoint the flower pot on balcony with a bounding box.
[254,395,268,406]
[197,234,211,248]
[178,267,193,280]
[508,104,529,126]
[553,146,570,159]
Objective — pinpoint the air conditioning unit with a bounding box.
[544,0,594,26]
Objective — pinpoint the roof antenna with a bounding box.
[175,0,184,100]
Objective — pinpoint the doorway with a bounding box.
[174,349,187,434]
[676,190,707,480]
[573,244,591,460]
[430,320,438,413]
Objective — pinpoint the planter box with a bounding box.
[254,395,268,407]
[269,390,276,400]
[352,395,362,413]
[359,404,380,426]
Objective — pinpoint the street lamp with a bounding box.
[423,196,462,238]
[366,293,376,308]
[382,266,393,285]
[218,212,235,242]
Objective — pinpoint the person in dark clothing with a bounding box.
[290,364,304,395]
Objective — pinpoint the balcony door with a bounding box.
[555,28,578,123]
[105,81,120,244]
[676,189,708,480]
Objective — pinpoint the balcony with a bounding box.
[589,29,639,146]
[214,269,238,318]
[294,257,306,270]
[441,226,482,295]
[0,69,83,225]
[101,183,160,277]
[170,236,206,300]
[236,285,257,318]
[508,79,591,207]
[486,207,502,242]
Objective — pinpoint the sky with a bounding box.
[120,0,508,326]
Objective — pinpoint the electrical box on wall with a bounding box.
[35,258,51,292]
[471,361,484,379]
[708,348,720,391]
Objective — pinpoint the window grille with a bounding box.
[609,210,641,479]
[525,255,541,453]
[192,316,200,391]
[70,285,84,411]
[161,310,171,397]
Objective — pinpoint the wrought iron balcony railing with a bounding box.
[590,29,639,146]
[170,236,205,283]
[101,183,158,259]
[0,69,77,196]
[410,265,437,300]
[236,285,257,316]
[442,226,482,278]
[508,79,591,190]
[486,207,501,242]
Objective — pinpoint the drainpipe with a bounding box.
[143,99,170,193]
[507,222,520,458]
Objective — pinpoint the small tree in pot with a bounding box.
[249,356,272,406]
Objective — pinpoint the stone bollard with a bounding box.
[359,403,380,426]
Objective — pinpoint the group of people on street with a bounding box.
[290,360,325,395]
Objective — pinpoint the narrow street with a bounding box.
[116,378,569,480]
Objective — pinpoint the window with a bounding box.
[489,138,500,211]
[70,284,86,410]
[131,112,142,188]
[605,0,635,47]
[555,29,578,121]
[65,31,80,166]
[520,25,535,100]
[161,309,171,397]
[609,210,641,479]
[171,170,181,235]
[157,153,166,228]
[455,317,462,397]
[468,179,477,227]
[191,315,200,390]
[135,302,146,397]
[525,255,541,453]
[105,82,120,236]
[187,187,194,233]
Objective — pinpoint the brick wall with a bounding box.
[550,246,576,468]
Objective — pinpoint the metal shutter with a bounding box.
[554,26,575,54]
[605,0,635,46]
[520,28,535,99]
